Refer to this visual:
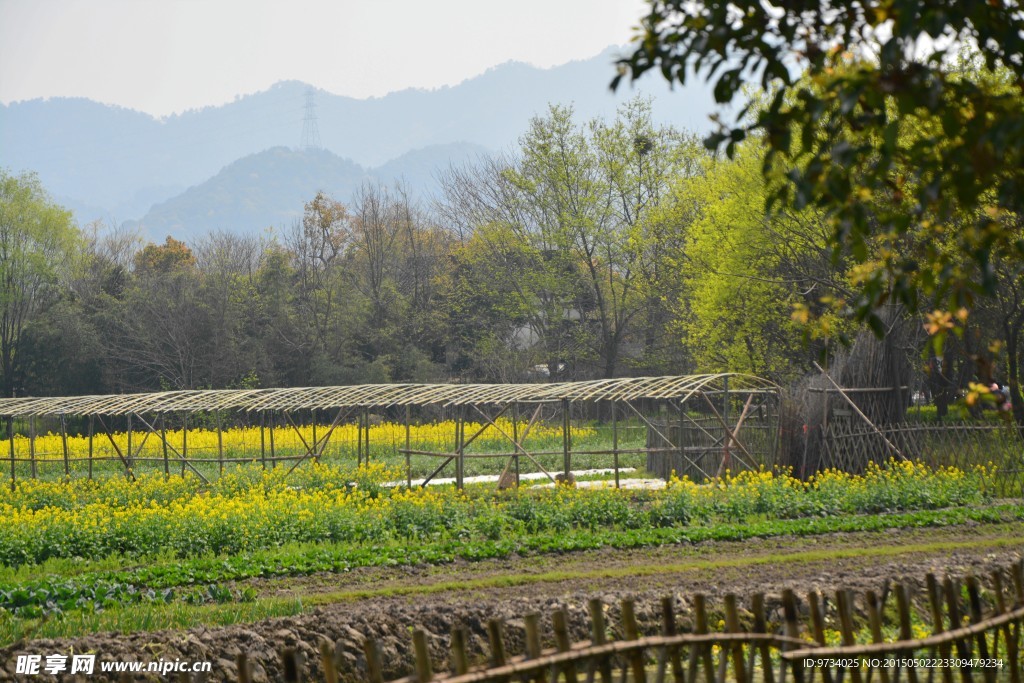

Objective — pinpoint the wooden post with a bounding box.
[690,594,715,683]
[362,639,384,683]
[281,647,302,683]
[456,408,464,490]
[807,592,832,683]
[412,629,432,683]
[319,640,338,683]
[237,652,251,683]
[28,415,36,479]
[487,618,507,667]
[588,598,612,683]
[357,410,363,466]
[942,577,975,673]
[268,411,276,467]
[512,402,520,486]
[562,399,571,480]
[161,414,169,477]
[552,608,578,683]
[966,577,995,683]
[405,405,412,487]
[364,409,371,464]
[991,570,1020,683]
[865,590,891,683]
[524,613,541,660]
[895,584,920,683]
[836,590,863,683]
[88,415,94,480]
[60,414,70,478]
[259,412,266,469]
[216,412,224,476]
[613,401,620,488]
[724,594,747,683]
[621,598,646,683]
[752,593,775,683]
[926,574,955,683]
[311,409,318,463]
[661,596,684,683]
[7,416,14,490]
[127,413,133,475]
[181,413,188,476]
[524,614,542,683]
[781,589,804,683]
[317,643,337,683]
[450,626,470,676]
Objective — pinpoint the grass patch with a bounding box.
[0,597,303,645]
[306,533,1024,605]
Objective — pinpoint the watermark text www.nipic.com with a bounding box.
[15,654,213,676]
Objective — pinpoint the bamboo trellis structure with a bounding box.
[0,374,781,487]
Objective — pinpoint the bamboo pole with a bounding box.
[127,413,133,475]
[613,401,620,488]
[405,405,411,488]
[724,594,747,683]
[363,639,384,683]
[512,402,520,486]
[88,415,94,480]
[161,414,169,477]
[552,608,578,683]
[311,409,318,463]
[621,598,646,683]
[562,399,571,480]
[813,361,904,460]
[456,408,464,490]
[412,629,432,683]
[451,627,470,676]
[7,416,14,490]
[268,411,276,467]
[357,410,363,466]
[364,409,371,464]
[28,415,36,479]
[181,413,188,477]
[60,414,70,478]
[216,412,224,476]
[723,375,731,472]
[260,411,266,469]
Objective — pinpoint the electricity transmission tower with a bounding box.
[300,87,322,151]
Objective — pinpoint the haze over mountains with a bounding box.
[0,47,718,241]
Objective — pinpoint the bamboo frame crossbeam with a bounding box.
[0,374,778,417]
[624,399,712,480]
[130,413,211,484]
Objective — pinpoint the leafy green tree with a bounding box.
[615,1,1024,333]
[0,170,81,396]
[665,139,850,380]
[441,99,695,379]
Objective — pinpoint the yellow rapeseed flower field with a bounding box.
[0,418,592,462]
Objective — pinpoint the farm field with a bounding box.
[0,521,1020,681]
[0,459,1020,681]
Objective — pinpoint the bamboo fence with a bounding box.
[210,564,1024,683]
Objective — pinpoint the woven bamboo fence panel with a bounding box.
[220,564,1024,683]
[819,420,1023,495]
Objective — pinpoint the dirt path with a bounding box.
[1,521,1022,682]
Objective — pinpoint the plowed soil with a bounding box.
[2,520,1022,682]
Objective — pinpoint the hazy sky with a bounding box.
[0,0,648,117]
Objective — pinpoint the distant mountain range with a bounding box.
[135,143,487,241]
[0,46,719,241]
